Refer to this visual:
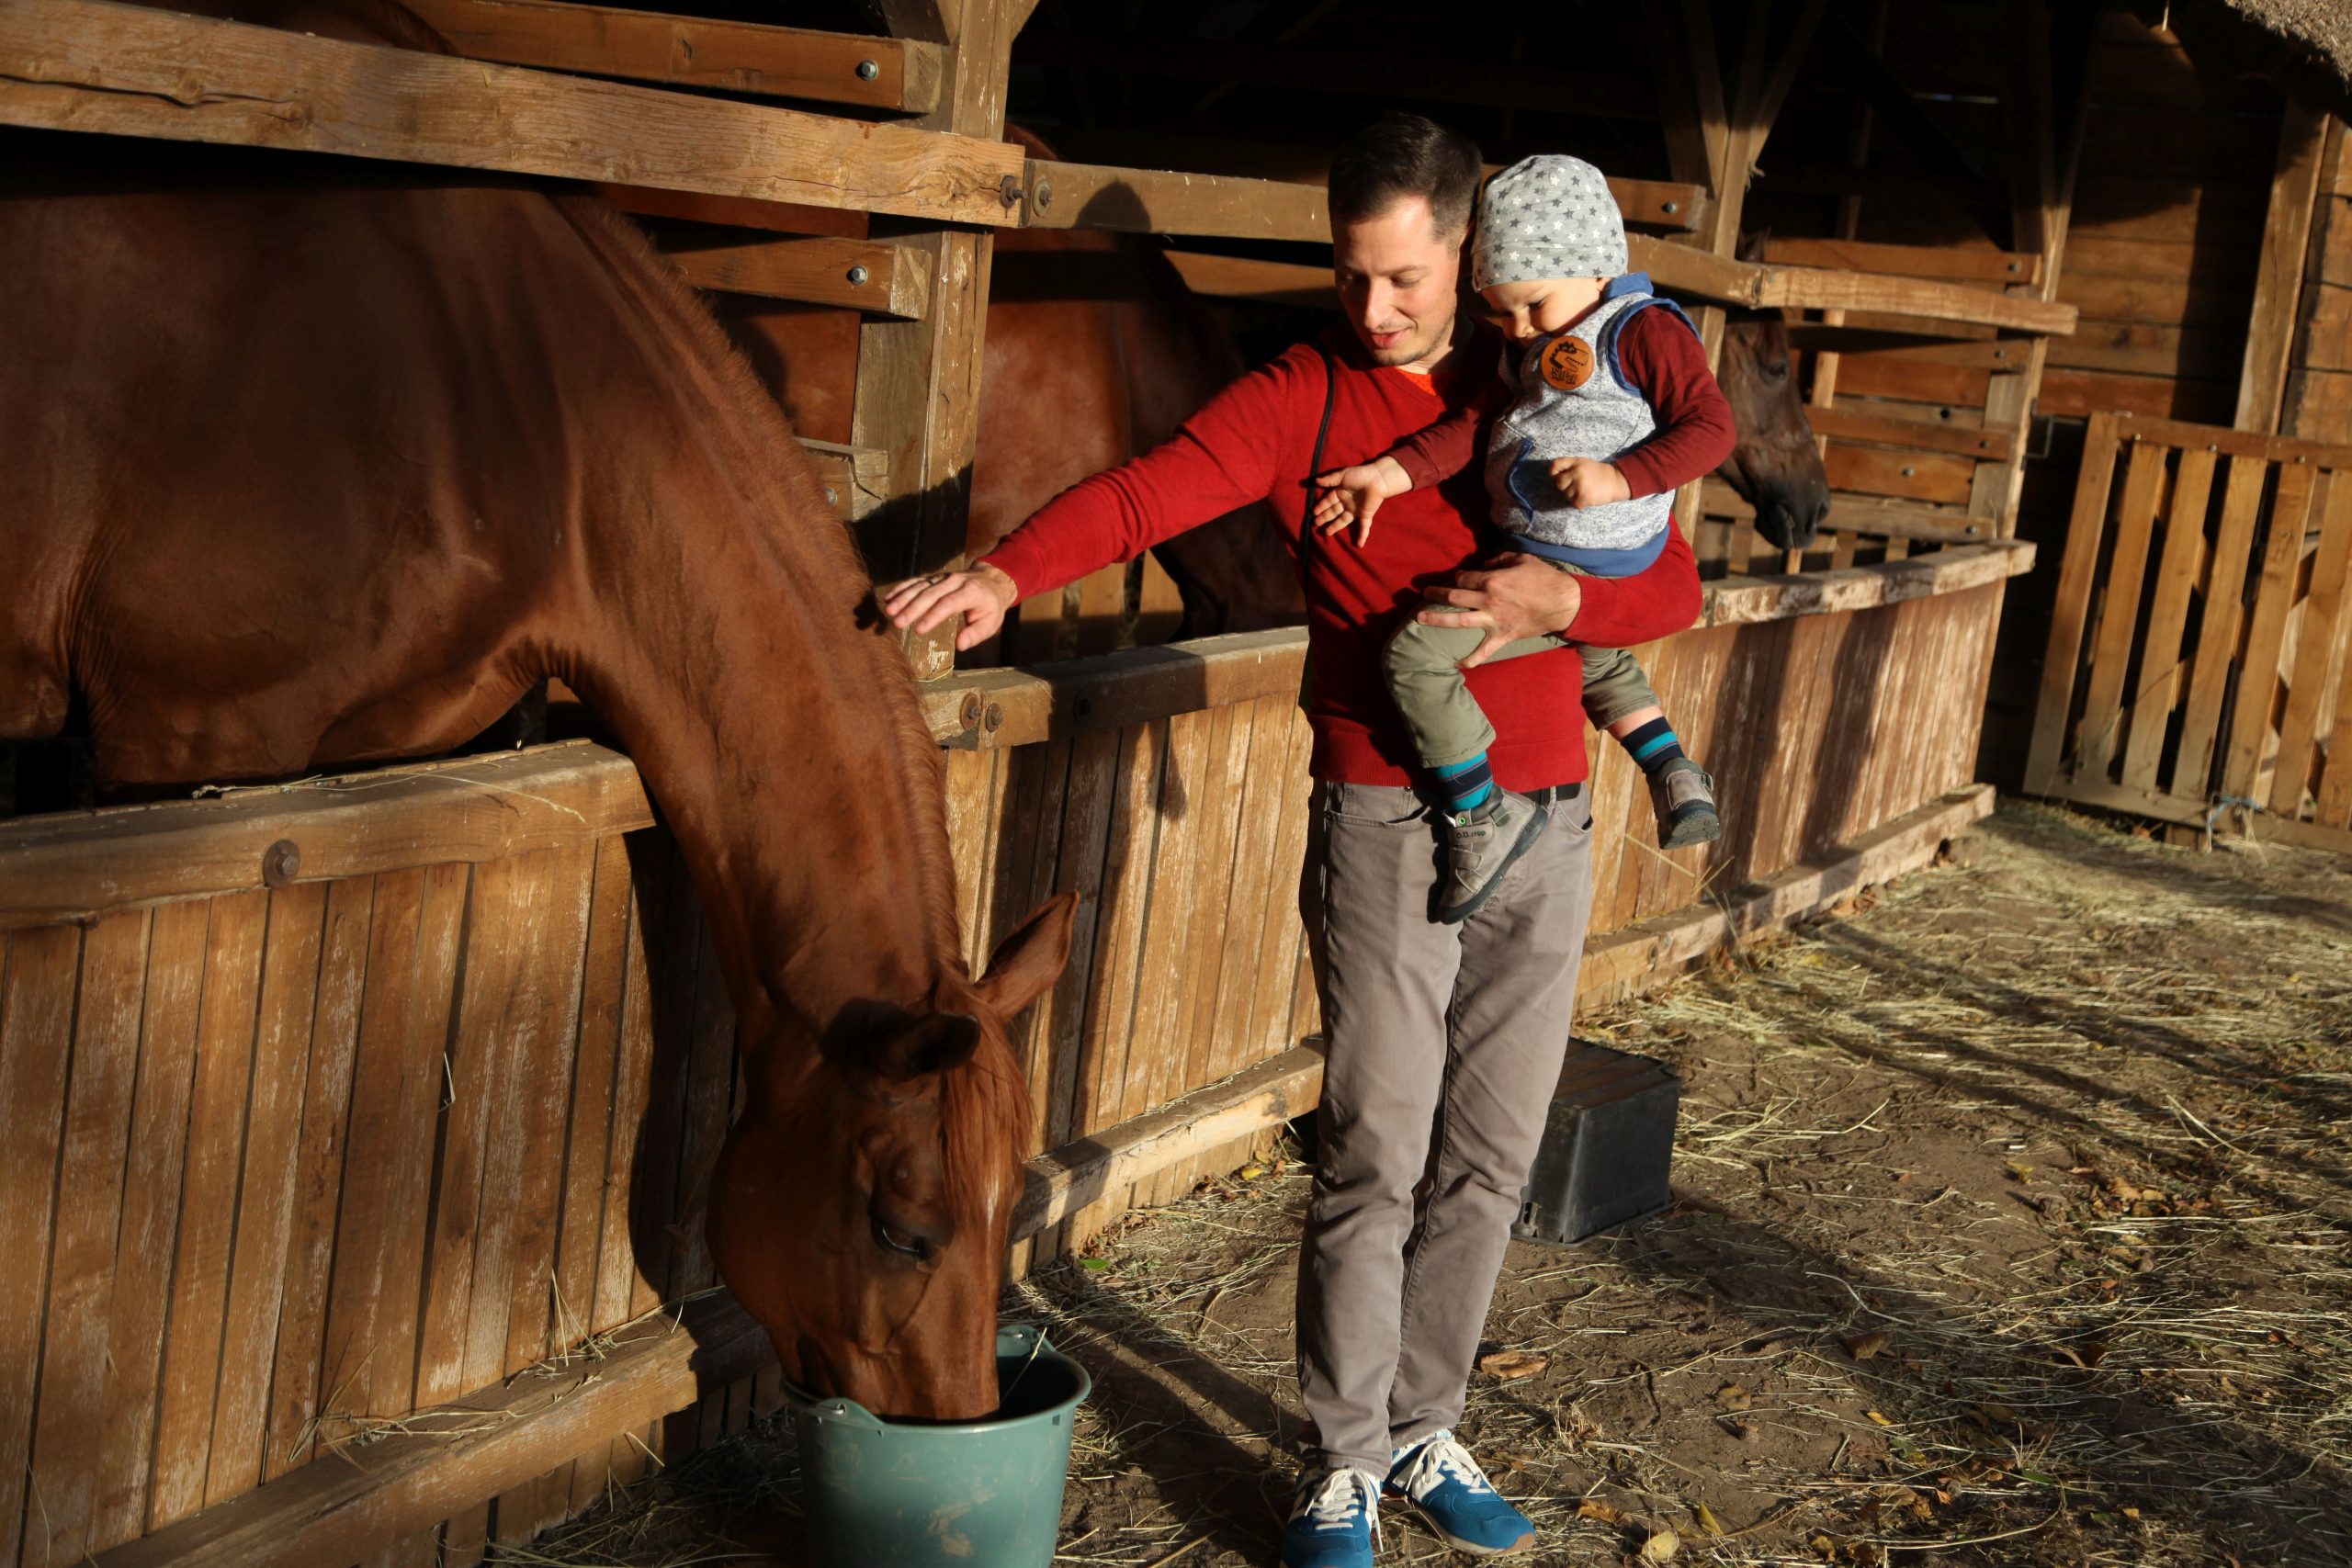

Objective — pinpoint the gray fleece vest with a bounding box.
[1480,273,1699,559]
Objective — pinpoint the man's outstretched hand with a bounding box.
[1415,552,1583,667]
[879,562,1019,651]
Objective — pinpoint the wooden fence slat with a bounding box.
[2269,475,2352,816]
[149,890,269,1529]
[23,912,147,1563]
[0,926,81,1568]
[201,885,330,1507]
[2314,618,2352,826]
[1242,710,1317,1061]
[1205,699,1282,1083]
[2074,438,2169,779]
[666,916,740,1300]
[2222,459,2318,801]
[2171,454,2273,798]
[2120,446,2218,793]
[0,0,1023,227]
[261,880,372,1483]
[92,901,209,1544]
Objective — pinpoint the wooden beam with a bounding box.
[598,185,869,238]
[0,0,1024,227]
[1020,161,1327,242]
[397,0,944,113]
[854,0,1020,678]
[87,1297,769,1568]
[660,232,933,318]
[1694,542,2034,626]
[799,439,891,523]
[0,743,655,932]
[2046,775,2352,857]
[2236,101,2330,434]
[1761,236,2042,287]
[1012,1045,1324,1240]
[1804,405,2017,460]
[1627,237,2078,333]
[1700,481,2004,544]
[1163,250,1329,309]
[1577,785,1997,1009]
[2115,410,2352,467]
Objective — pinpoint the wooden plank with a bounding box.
[2025,411,2123,794]
[1763,235,2041,285]
[0,0,1023,226]
[1825,442,1980,503]
[202,885,332,1506]
[2074,439,2168,779]
[88,1299,770,1568]
[2120,447,2217,794]
[2237,103,2329,434]
[0,742,650,931]
[399,0,943,113]
[596,184,870,240]
[2050,773,2352,856]
[2114,412,2352,470]
[2222,459,2318,802]
[2270,476,2352,816]
[2036,367,2236,425]
[1697,541,2034,624]
[0,926,81,1565]
[1805,403,2016,459]
[1021,160,1326,242]
[661,232,933,319]
[2171,454,2273,800]
[1578,784,1998,1008]
[148,891,270,1528]
[23,911,147,1562]
[91,900,209,1542]
[1163,250,1329,310]
[800,439,890,525]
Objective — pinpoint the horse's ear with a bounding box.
[975,891,1080,1021]
[874,1010,981,1081]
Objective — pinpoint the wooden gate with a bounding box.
[2027,411,2352,850]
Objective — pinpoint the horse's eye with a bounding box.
[872,1212,934,1262]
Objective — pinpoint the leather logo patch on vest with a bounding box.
[1538,335,1594,391]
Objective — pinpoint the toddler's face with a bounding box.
[1478,276,1607,341]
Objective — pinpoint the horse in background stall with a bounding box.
[1,0,1074,1422]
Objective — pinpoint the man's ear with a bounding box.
[872,1010,982,1081]
[974,891,1080,1022]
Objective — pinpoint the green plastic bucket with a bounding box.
[792,1325,1090,1568]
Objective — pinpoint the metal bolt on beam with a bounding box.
[856,58,880,81]
[846,265,870,286]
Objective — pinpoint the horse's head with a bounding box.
[1714,238,1833,552]
[710,893,1079,1420]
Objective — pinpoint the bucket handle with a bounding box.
[808,1396,889,1431]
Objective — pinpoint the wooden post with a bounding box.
[854,0,1020,679]
[2237,100,2329,435]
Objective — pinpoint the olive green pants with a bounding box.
[1385,561,1661,769]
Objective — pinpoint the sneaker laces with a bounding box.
[1393,1430,1496,1500]
[1298,1467,1384,1544]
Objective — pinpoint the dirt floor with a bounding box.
[518,801,2352,1567]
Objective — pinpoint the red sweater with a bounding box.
[978,323,1703,790]
[1389,307,1738,501]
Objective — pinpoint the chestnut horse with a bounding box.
[1,0,1073,1420]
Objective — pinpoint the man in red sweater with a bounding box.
[886,115,1701,1567]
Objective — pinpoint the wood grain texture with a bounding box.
[0,0,1022,224]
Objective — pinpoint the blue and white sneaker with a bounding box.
[1281,1465,1383,1568]
[1385,1430,1534,1555]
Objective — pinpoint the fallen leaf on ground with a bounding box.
[1865,1410,1893,1426]
[1639,1527,1681,1561]
[1841,1331,1891,1360]
[1693,1501,1723,1535]
[1576,1498,1633,1528]
[1477,1349,1547,1381]
[2004,1160,2034,1183]
[1717,1382,1753,1409]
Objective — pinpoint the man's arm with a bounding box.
[886,349,1308,648]
[1415,521,1702,665]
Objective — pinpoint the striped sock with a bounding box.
[1622,716,1688,776]
[1432,753,1495,815]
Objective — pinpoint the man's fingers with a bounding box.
[911,583,980,636]
[1457,625,1514,669]
[1414,605,1491,629]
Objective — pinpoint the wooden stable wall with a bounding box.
[0,547,2021,1568]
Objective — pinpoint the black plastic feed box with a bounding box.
[1512,1039,1680,1246]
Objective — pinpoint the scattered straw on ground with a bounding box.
[512,802,2352,1567]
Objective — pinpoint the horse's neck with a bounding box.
[555,214,962,1043]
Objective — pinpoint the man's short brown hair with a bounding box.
[1328,113,1484,237]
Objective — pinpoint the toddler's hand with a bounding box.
[1551,457,1629,509]
[1312,456,1412,547]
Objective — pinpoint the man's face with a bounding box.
[1332,195,1463,370]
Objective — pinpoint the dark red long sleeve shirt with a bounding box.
[1387,306,1738,501]
[978,322,1703,791]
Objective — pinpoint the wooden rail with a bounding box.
[0,0,1024,226]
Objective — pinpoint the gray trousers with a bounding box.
[1295,780,1595,1474]
[1385,558,1662,769]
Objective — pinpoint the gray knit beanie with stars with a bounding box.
[1472,154,1626,290]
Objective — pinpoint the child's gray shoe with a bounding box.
[1651,758,1720,849]
[1436,790,1549,923]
